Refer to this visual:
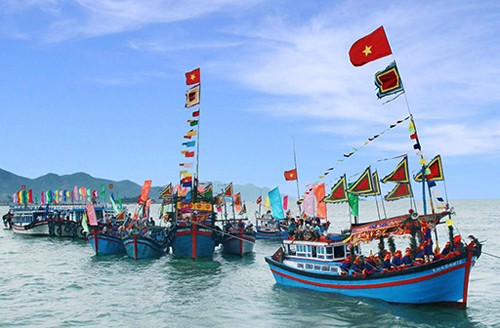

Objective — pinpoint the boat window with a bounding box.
[334,246,346,259]
[325,247,333,255]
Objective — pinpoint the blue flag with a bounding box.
[268,187,284,220]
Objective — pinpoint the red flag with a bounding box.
[185,151,195,158]
[139,180,152,204]
[185,68,200,85]
[192,110,200,117]
[284,168,298,181]
[224,182,233,196]
[349,26,392,67]
[109,183,113,189]
[256,195,262,204]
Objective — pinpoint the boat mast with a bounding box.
[292,136,302,216]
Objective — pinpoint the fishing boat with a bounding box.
[47,205,114,239]
[10,206,50,236]
[255,216,288,240]
[266,212,482,306]
[265,26,483,307]
[168,68,223,260]
[116,181,173,260]
[88,227,126,256]
[221,225,256,257]
[122,226,171,260]
[171,200,221,259]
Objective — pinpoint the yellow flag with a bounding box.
[264,196,270,209]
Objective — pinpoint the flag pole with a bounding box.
[292,136,302,216]
[385,27,427,215]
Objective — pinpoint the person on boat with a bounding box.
[401,247,412,266]
[237,219,245,230]
[297,219,307,240]
[440,241,451,257]
[340,256,351,275]
[350,256,362,275]
[287,218,297,238]
[421,221,433,262]
[149,217,155,226]
[432,246,443,261]
[382,252,393,271]
[311,220,322,240]
[264,210,274,221]
[391,250,402,268]
[363,254,379,275]
[414,245,425,265]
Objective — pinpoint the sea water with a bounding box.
[0,200,499,327]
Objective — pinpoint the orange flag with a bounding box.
[314,183,327,219]
[139,180,152,204]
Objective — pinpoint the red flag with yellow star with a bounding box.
[284,168,298,181]
[349,26,392,67]
[185,68,200,85]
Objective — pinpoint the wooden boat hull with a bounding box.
[171,225,217,259]
[48,219,85,238]
[123,234,168,260]
[12,221,49,236]
[255,229,288,240]
[88,231,126,256]
[221,232,255,257]
[265,250,479,306]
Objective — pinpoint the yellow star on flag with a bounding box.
[190,73,196,81]
[362,45,372,57]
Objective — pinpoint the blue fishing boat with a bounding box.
[88,227,126,256]
[122,226,171,260]
[266,212,482,307]
[171,215,220,259]
[221,222,256,257]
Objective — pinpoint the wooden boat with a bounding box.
[255,217,288,240]
[171,211,220,259]
[122,226,171,260]
[266,26,483,307]
[88,225,126,256]
[221,224,256,257]
[266,212,482,306]
[10,207,50,236]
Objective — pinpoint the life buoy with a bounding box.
[411,212,419,220]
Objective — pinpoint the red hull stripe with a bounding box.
[176,230,212,237]
[271,262,467,289]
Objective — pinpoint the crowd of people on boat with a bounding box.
[286,216,331,241]
[223,219,254,235]
[340,228,467,277]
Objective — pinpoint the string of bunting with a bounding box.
[317,116,410,180]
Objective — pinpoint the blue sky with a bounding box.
[0,1,499,200]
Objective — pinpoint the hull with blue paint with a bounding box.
[171,224,218,259]
[122,234,169,260]
[88,231,126,256]
[266,249,480,306]
[255,229,288,240]
[222,232,255,257]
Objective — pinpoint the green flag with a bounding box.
[348,182,359,217]
[81,212,89,234]
[100,184,106,200]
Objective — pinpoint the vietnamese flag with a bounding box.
[185,68,200,85]
[349,26,392,67]
[284,168,298,181]
[256,195,262,204]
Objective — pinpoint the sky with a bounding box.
[0,1,499,200]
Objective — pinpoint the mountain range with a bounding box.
[0,168,274,205]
